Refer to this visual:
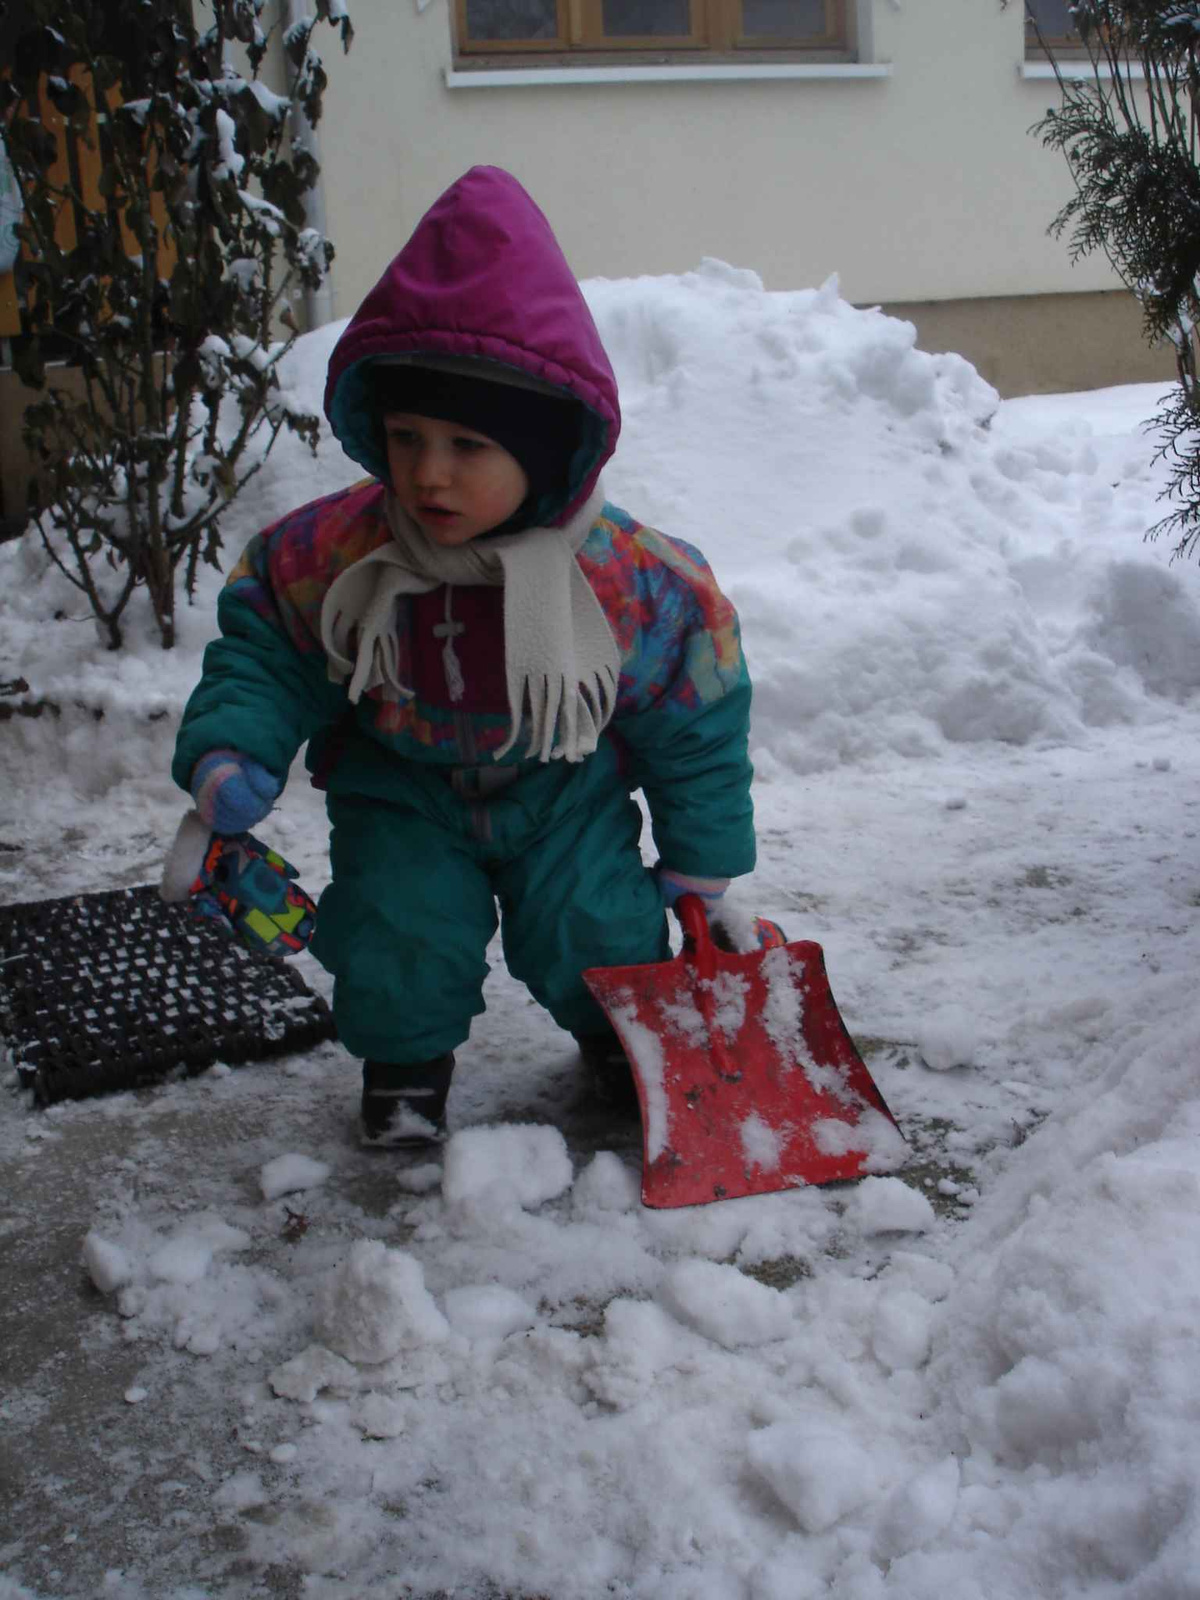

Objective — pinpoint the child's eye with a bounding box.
[453,436,488,454]
[385,427,417,446]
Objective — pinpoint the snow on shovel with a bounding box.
[583,895,905,1209]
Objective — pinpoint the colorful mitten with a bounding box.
[190,749,282,835]
[749,915,787,951]
[161,810,317,957]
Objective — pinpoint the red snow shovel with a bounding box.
[583,895,904,1209]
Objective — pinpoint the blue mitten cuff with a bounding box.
[191,748,282,835]
[657,867,730,912]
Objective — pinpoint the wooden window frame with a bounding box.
[453,0,849,63]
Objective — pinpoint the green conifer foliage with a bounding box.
[1029,0,1200,556]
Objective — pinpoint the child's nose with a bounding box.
[414,442,453,487]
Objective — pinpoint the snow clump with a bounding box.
[82,1232,135,1294]
[441,1123,573,1211]
[842,1175,936,1235]
[442,1284,537,1342]
[747,1416,883,1533]
[259,1151,331,1200]
[312,1240,449,1365]
[659,1258,794,1348]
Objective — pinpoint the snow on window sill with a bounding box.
[1020,60,1146,81]
[445,61,892,88]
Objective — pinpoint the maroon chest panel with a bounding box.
[409,584,509,714]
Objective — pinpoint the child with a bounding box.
[172,165,756,1146]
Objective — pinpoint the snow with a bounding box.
[81,1231,134,1293]
[259,1150,330,1199]
[843,1175,937,1235]
[739,1108,783,1171]
[268,1343,358,1403]
[915,1004,977,1070]
[313,1240,449,1364]
[659,1258,794,1348]
[2,261,1200,1597]
[443,1283,537,1341]
[747,1415,884,1534]
[210,108,244,181]
[441,1122,574,1211]
[609,1001,670,1157]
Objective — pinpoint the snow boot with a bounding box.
[576,1031,640,1115]
[361,1054,455,1147]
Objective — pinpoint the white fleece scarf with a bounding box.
[319,485,621,764]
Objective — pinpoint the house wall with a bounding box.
[883,290,1174,400]
[309,0,1119,315]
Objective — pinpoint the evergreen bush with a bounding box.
[1027,0,1200,557]
[0,0,353,647]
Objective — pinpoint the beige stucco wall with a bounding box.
[882,291,1175,398]
[307,0,1118,315]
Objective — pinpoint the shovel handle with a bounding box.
[675,892,743,1081]
[675,893,717,982]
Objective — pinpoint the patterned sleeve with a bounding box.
[170,502,362,795]
[596,519,756,880]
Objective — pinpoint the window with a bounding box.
[454,0,849,61]
[1026,0,1081,55]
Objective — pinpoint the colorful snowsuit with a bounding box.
[172,167,756,1063]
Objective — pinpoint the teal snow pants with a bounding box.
[309,745,670,1064]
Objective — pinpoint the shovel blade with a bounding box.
[584,934,904,1209]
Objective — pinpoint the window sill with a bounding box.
[1020,60,1146,81]
[445,60,891,87]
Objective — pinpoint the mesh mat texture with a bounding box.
[0,885,337,1106]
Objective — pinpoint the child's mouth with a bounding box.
[418,504,457,523]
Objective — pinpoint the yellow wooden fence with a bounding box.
[1,69,175,340]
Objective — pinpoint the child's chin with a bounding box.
[423,521,477,546]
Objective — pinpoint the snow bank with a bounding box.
[590,262,1189,777]
[899,976,1200,1594]
[1,265,1189,807]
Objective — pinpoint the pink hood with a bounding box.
[324,166,620,526]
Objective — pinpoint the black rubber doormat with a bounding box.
[0,884,337,1106]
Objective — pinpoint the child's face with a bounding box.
[384,413,530,545]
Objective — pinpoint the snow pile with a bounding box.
[898,975,1200,1594]
[442,1282,536,1342]
[0,266,1189,806]
[590,261,1187,774]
